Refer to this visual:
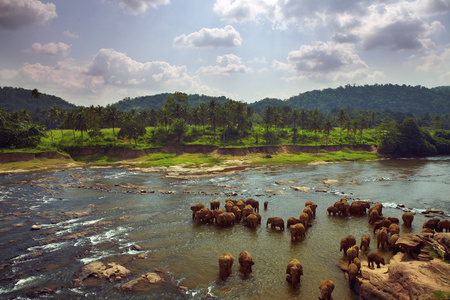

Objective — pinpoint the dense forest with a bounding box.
[2,84,449,114]
[1,88,449,157]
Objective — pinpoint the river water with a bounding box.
[0,157,449,299]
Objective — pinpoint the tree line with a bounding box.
[0,91,449,156]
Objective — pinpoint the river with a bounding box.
[0,157,449,299]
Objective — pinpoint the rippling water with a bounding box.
[0,157,449,299]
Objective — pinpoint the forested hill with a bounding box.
[0,86,76,112]
[1,84,449,114]
[113,84,449,114]
[112,94,232,111]
[251,84,450,114]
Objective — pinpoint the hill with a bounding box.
[0,86,77,112]
[113,84,450,114]
[251,84,450,114]
[112,93,232,111]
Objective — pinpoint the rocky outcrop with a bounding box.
[357,253,450,300]
[339,233,450,300]
[73,261,131,287]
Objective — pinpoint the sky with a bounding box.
[0,0,449,107]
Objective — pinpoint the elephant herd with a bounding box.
[190,197,336,298]
[190,197,449,298]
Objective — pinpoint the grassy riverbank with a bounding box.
[0,150,381,173]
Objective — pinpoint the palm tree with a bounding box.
[198,102,208,133]
[208,100,218,143]
[323,119,335,145]
[358,112,369,144]
[104,106,121,145]
[291,109,300,144]
[74,107,89,146]
[262,106,274,142]
[299,109,308,133]
[31,88,41,110]
[309,109,323,146]
[336,109,349,143]
[48,106,61,146]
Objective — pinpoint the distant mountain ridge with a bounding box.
[0,86,77,112]
[1,84,449,115]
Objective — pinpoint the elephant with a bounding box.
[346,245,359,265]
[360,234,371,251]
[225,198,237,205]
[299,213,309,228]
[210,199,220,210]
[245,213,258,228]
[334,198,350,216]
[423,218,440,231]
[286,259,303,289]
[225,201,235,213]
[252,212,262,224]
[369,203,383,216]
[373,219,391,233]
[264,201,268,210]
[368,209,382,224]
[190,203,205,220]
[305,201,318,217]
[232,206,242,222]
[389,234,399,254]
[219,252,234,280]
[340,235,356,254]
[437,219,450,232]
[303,206,313,219]
[388,223,400,236]
[353,257,361,275]
[318,279,334,300]
[236,199,246,210]
[347,263,358,289]
[195,207,212,224]
[246,198,260,213]
[212,209,224,224]
[387,217,399,224]
[287,217,301,228]
[350,201,370,215]
[376,227,388,250]
[217,212,235,227]
[238,251,255,276]
[327,206,339,216]
[242,205,254,220]
[368,252,385,268]
[402,211,414,228]
[290,223,306,242]
[266,217,284,230]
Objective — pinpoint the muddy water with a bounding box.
[0,157,449,299]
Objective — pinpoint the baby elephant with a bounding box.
[219,252,234,280]
[319,279,334,300]
[286,259,303,289]
[238,251,255,276]
[367,253,385,269]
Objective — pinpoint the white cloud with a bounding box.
[173,25,242,48]
[214,0,447,52]
[412,46,450,71]
[197,54,253,76]
[86,48,189,86]
[64,30,79,39]
[27,42,71,57]
[0,69,19,81]
[120,0,169,15]
[274,41,379,82]
[0,0,57,29]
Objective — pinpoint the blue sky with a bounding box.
[0,0,449,106]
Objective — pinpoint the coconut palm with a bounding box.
[104,106,121,145]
